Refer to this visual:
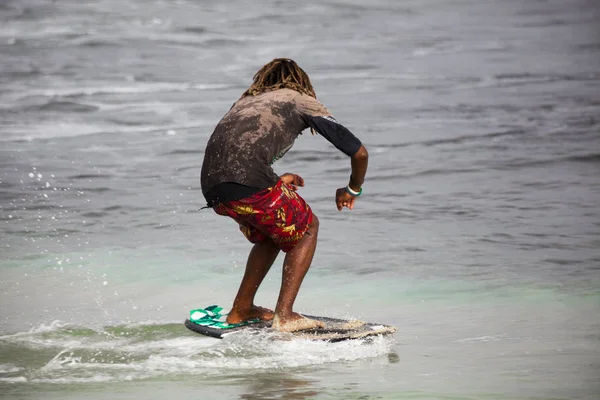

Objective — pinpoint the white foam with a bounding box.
[118,336,215,356]
[115,319,185,328]
[455,335,503,343]
[0,320,69,339]
[30,375,116,384]
[30,82,231,99]
[1,120,215,143]
[1,320,395,384]
[0,377,27,383]
[0,363,22,374]
[0,322,132,351]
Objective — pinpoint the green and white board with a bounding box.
[184,305,396,342]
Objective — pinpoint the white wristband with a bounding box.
[345,185,362,196]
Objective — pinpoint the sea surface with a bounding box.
[1,0,599,399]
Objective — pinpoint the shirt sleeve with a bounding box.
[294,94,363,157]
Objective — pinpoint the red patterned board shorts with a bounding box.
[213,180,314,252]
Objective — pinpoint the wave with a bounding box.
[369,129,526,152]
[368,167,481,181]
[164,149,204,156]
[421,129,526,147]
[485,72,600,88]
[79,205,151,218]
[0,122,214,143]
[0,320,394,384]
[284,150,345,163]
[565,153,600,163]
[33,100,98,113]
[178,26,208,35]
[67,174,113,180]
[32,82,233,99]
[364,151,599,183]
[491,152,600,170]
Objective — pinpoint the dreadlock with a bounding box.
[241,58,318,134]
[241,58,316,99]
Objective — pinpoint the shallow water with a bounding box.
[1,0,599,399]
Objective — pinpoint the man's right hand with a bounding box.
[280,173,304,191]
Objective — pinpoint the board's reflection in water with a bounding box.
[236,352,400,399]
[238,372,320,400]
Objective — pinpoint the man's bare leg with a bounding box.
[226,238,280,324]
[272,215,325,332]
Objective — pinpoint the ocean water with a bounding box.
[1,0,599,398]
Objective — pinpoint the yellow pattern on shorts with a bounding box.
[275,208,286,225]
[280,184,297,200]
[280,224,296,233]
[232,204,258,215]
[279,232,304,243]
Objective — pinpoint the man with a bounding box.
[200,58,368,332]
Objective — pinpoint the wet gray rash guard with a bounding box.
[201,88,362,205]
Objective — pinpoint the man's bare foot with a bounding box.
[271,312,326,332]
[226,305,274,324]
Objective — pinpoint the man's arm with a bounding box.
[305,115,368,211]
[336,145,368,211]
[349,145,368,192]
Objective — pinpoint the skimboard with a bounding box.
[184,305,396,342]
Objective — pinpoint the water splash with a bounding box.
[0,321,395,384]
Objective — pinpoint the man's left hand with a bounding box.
[335,188,357,211]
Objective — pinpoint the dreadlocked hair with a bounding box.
[241,58,316,100]
[241,58,317,134]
